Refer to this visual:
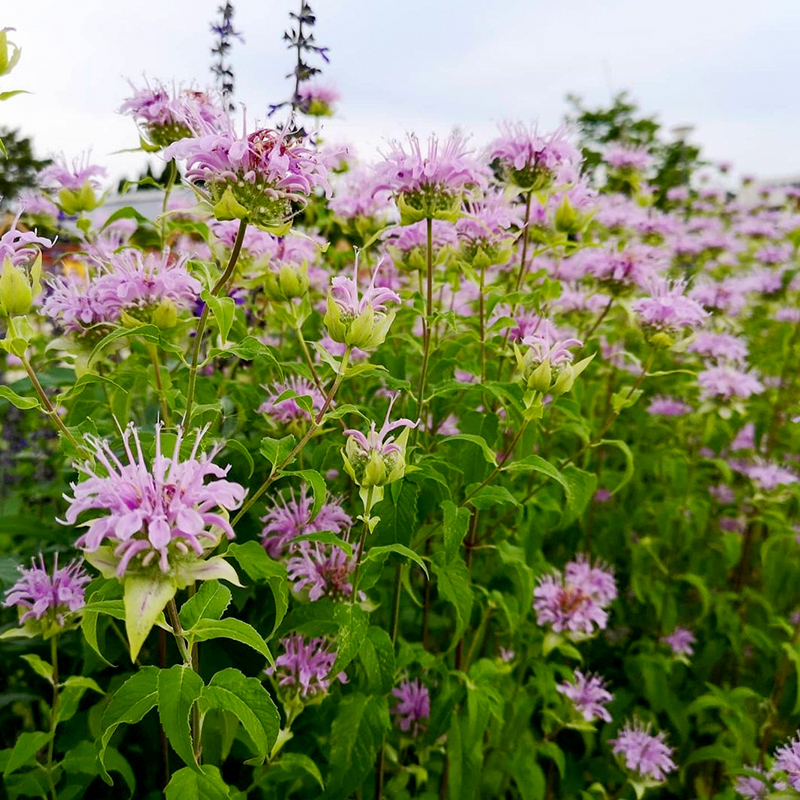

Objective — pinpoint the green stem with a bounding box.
[389,563,402,645]
[414,216,435,431]
[21,355,84,454]
[45,634,59,800]
[231,346,351,526]
[514,192,533,292]
[182,218,248,428]
[148,343,171,426]
[349,485,376,602]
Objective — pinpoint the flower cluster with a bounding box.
[610,720,677,783]
[556,669,613,723]
[3,554,90,631]
[266,634,346,699]
[533,555,617,637]
[391,679,430,737]
[63,423,245,577]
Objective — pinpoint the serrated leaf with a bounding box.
[333,603,369,673]
[88,324,160,367]
[468,485,520,509]
[280,468,328,519]
[3,731,52,776]
[504,454,571,498]
[201,290,236,343]
[442,433,498,466]
[164,765,230,799]
[99,666,159,780]
[199,668,279,762]
[20,654,53,684]
[271,752,324,791]
[291,530,353,558]
[179,581,231,630]
[432,554,473,651]
[366,544,428,578]
[442,501,471,564]
[259,435,297,472]
[188,618,273,664]
[359,627,395,695]
[228,542,288,640]
[158,665,204,769]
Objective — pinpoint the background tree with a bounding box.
[0,127,51,209]
[565,91,704,207]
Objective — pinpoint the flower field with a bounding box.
[2,13,800,800]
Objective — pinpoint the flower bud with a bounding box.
[57,181,103,215]
[0,254,41,317]
[264,262,309,302]
[0,28,21,77]
[152,298,178,329]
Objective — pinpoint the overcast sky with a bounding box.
[4,0,800,185]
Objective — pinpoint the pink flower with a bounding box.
[647,395,692,417]
[4,554,90,627]
[391,679,430,737]
[610,720,677,783]
[533,555,616,637]
[260,486,351,558]
[39,154,106,193]
[286,542,358,601]
[633,278,709,332]
[258,376,326,426]
[698,366,765,401]
[266,634,346,698]
[489,123,580,190]
[557,669,614,723]
[687,332,748,365]
[64,423,245,576]
[374,132,488,221]
[774,733,800,791]
[661,627,696,657]
[0,211,54,267]
[120,79,225,148]
[605,144,653,171]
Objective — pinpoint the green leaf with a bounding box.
[442,433,498,466]
[373,479,419,548]
[202,290,236,342]
[504,455,571,499]
[594,438,634,494]
[122,574,176,662]
[333,603,370,673]
[259,435,297,472]
[100,206,155,232]
[20,654,54,684]
[559,466,597,526]
[3,731,53,776]
[228,542,288,640]
[442,501,471,564]
[56,675,104,724]
[199,668,279,762]
[291,530,353,559]
[165,765,231,799]
[281,468,327,518]
[468,485,520,509]
[359,627,395,695]
[88,323,160,367]
[179,581,232,630]
[222,336,281,372]
[223,438,254,480]
[432,554,474,651]
[0,385,40,409]
[271,752,324,791]
[158,665,204,769]
[99,666,159,780]
[326,694,390,799]
[366,544,428,578]
[188,618,273,664]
